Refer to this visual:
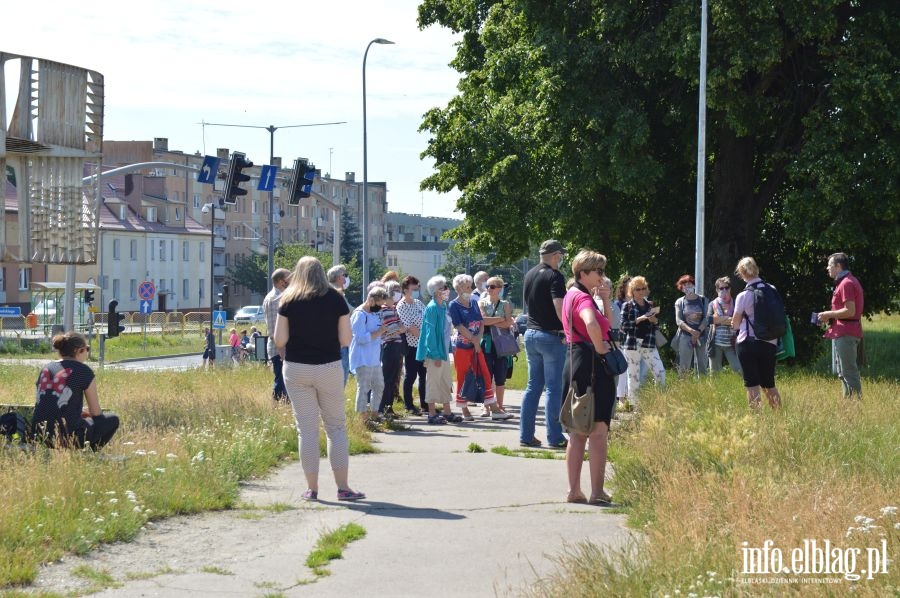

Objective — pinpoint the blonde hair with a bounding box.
[381,270,400,283]
[571,249,607,282]
[486,276,504,288]
[628,276,648,296]
[281,256,330,303]
[735,257,759,279]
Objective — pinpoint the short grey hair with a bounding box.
[600,275,613,289]
[452,273,473,292]
[473,271,489,285]
[426,275,447,296]
[385,280,402,295]
[326,264,346,284]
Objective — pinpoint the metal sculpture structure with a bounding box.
[1,52,104,264]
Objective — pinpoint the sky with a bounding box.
[2,0,463,219]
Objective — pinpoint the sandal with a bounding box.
[588,491,613,505]
[337,489,366,501]
[566,492,587,504]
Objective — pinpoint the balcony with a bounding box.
[213,236,226,250]
[213,265,226,278]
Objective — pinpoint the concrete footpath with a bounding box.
[32,389,631,597]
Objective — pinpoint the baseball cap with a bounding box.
[539,240,565,255]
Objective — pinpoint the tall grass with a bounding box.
[531,316,900,596]
[0,366,371,588]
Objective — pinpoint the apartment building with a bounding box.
[384,212,461,284]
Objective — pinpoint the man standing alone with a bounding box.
[519,240,568,448]
[263,268,291,402]
[817,252,864,398]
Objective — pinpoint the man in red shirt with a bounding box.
[817,252,864,397]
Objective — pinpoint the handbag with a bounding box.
[559,296,595,435]
[490,325,520,357]
[459,357,486,403]
[599,340,628,377]
[654,329,668,348]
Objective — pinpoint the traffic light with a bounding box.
[217,284,229,309]
[288,158,317,205]
[223,152,253,204]
[83,289,94,305]
[107,300,126,338]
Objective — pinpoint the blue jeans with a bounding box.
[519,329,568,445]
[271,355,288,402]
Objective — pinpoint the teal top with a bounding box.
[416,299,450,361]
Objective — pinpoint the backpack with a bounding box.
[747,281,787,341]
[0,411,29,445]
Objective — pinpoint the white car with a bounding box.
[234,305,265,324]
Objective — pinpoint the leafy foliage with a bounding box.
[418,0,899,363]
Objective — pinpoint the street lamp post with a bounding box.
[362,37,395,293]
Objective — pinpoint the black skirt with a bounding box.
[562,342,616,425]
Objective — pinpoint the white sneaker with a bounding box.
[490,411,514,420]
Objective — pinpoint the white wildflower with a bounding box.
[880,506,897,516]
[894,523,900,530]
[83,490,93,495]
[105,491,116,495]
[110,512,118,518]
[133,506,142,513]
[854,515,867,523]
[155,467,166,473]
[166,453,178,459]
[148,450,157,455]
[109,498,118,504]
[122,441,135,446]
[134,449,147,456]
[93,517,104,523]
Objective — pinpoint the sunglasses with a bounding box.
[633,286,648,291]
[718,285,730,290]
[486,285,501,289]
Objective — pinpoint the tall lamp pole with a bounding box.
[362,37,395,293]
[201,121,345,281]
[694,0,708,294]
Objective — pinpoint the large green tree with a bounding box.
[418,0,898,362]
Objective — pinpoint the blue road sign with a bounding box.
[198,156,221,184]
[212,310,227,330]
[0,306,23,317]
[140,300,153,315]
[258,165,278,191]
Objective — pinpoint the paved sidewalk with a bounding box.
[33,389,631,597]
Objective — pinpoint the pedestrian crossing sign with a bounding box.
[212,310,226,329]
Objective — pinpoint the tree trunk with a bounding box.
[706,125,763,292]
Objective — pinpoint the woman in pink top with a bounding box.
[561,249,615,505]
[731,257,782,410]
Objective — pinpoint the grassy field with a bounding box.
[0,366,371,588]
[530,315,899,596]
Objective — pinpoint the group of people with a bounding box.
[27,246,863,511]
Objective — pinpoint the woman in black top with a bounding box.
[33,332,119,450]
[274,256,364,502]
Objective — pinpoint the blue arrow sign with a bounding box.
[140,300,153,315]
[198,156,221,184]
[0,306,23,317]
[212,310,227,329]
[258,165,278,191]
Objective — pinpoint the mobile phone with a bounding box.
[650,306,660,315]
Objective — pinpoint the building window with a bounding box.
[183,279,189,300]
[159,240,166,261]
[175,208,181,221]
[252,200,258,214]
[102,275,109,290]
[224,253,230,267]
[170,240,174,260]
[18,268,29,291]
[171,191,179,203]
[113,239,121,260]
[130,239,138,261]
[183,241,189,261]
[129,279,137,300]
[112,279,120,301]
[199,243,205,262]
[193,193,201,208]
[0,267,4,292]
[170,279,175,295]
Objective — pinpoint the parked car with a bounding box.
[234,305,265,324]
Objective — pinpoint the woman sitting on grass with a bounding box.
[32,332,119,451]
